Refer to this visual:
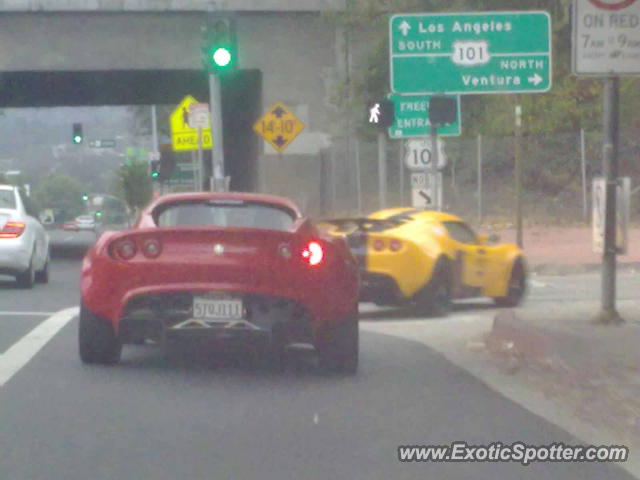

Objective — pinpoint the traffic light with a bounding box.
[201,17,237,73]
[367,99,395,129]
[150,160,160,180]
[82,193,89,202]
[72,123,83,144]
[429,96,458,127]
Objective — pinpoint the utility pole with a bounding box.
[595,77,623,325]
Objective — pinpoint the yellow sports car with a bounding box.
[319,208,526,315]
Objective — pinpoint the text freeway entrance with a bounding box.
[390,11,552,94]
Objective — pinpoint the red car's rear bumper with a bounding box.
[81,251,358,334]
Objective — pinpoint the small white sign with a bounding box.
[573,0,640,75]
[411,173,442,209]
[592,177,630,254]
[188,103,211,129]
[404,138,447,171]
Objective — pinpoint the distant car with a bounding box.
[74,215,96,231]
[319,207,526,315]
[62,221,79,231]
[79,192,360,372]
[0,185,50,287]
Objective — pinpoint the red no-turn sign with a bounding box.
[588,0,636,10]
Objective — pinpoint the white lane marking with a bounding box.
[313,413,319,425]
[530,279,547,288]
[0,312,56,317]
[0,306,79,387]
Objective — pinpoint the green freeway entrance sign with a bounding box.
[388,94,461,139]
[390,11,552,95]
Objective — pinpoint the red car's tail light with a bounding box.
[142,239,162,259]
[390,239,402,252]
[301,241,324,266]
[0,221,26,239]
[373,239,385,251]
[114,239,137,260]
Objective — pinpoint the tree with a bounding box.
[111,160,153,215]
[33,173,85,223]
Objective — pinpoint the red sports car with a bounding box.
[79,192,360,373]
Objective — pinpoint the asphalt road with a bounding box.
[0,257,636,480]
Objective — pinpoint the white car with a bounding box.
[74,214,96,231]
[0,185,50,288]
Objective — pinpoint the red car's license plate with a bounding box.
[192,296,243,320]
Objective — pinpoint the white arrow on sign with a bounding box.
[528,73,543,86]
[399,20,411,36]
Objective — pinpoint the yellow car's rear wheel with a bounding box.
[414,260,452,317]
[494,259,526,307]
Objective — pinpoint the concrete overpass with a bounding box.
[0,0,348,199]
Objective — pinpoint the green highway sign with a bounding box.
[388,94,461,138]
[390,11,552,95]
[89,139,116,148]
[166,162,196,187]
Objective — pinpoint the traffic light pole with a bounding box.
[209,72,226,192]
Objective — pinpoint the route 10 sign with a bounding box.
[404,138,447,171]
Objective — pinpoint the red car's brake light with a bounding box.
[0,221,26,239]
[113,239,137,260]
[141,239,162,259]
[301,241,324,266]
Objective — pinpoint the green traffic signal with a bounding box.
[201,18,237,73]
[151,171,159,179]
[72,123,83,145]
[82,193,89,201]
[212,47,232,68]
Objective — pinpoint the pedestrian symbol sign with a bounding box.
[253,102,305,153]
[170,95,213,152]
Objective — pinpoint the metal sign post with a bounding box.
[429,125,440,211]
[209,73,226,191]
[378,132,388,209]
[596,77,623,324]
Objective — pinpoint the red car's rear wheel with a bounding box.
[78,303,122,364]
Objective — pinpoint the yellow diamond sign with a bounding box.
[253,102,305,153]
[170,95,213,152]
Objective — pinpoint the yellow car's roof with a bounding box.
[368,207,462,224]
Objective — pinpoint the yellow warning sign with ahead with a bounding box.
[170,95,213,152]
[253,102,305,153]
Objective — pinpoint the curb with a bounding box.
[531,262,640,276]
[485,310,554,366]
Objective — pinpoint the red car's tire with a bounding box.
[78,303,122,365]
[316,310,359,375]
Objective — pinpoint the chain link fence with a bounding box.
[262,129,640,224]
